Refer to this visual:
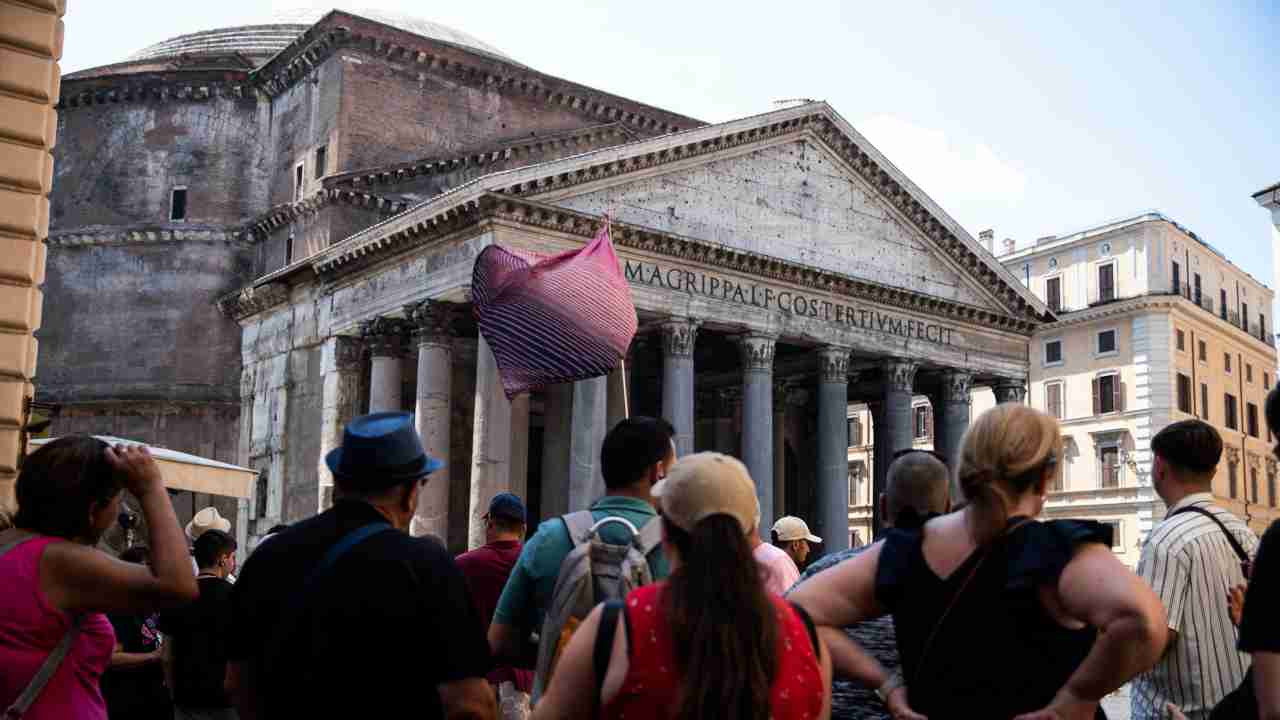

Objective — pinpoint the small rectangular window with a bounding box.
[1248,402,1260,438]
[1229,462,1239,498]
[847,418,862,448]
[1201,383,1210,421]
[1251,468,1259,503]
[1100,446,1120,488]
[1243,302,1250,331]
[1098,264,1115,302]
[1094,374,1120,415]
[1247,364,1254,383]
[1220,288,1228,320]
[315,145,327,179]
[1097,330,1117,355]
[1175,329,1185,351]
[1266,372,1271,390]
[1198,340,1207,361]
[1177,374,1192,414]
[294,164,304,201]
[1100,519,1123,549]
[1045,277,1061,312]
[1172,261,1181,294]
[1225,353,1232,373]
[1046,382,1064,419]
[1044,340,1063,365]
[1225,393,1239,430]
[170,188,187,221]
[285,234,294,265]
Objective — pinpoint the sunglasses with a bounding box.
[891,448,948,464]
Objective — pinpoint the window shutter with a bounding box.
[1115,380,1125,413]
[1091,378,1100,415]
[926,406,934,439]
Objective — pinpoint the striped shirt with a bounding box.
[1131,493,1259,720]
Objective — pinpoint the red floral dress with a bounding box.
[602,582,824,720]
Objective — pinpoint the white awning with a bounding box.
[27,436,256,499]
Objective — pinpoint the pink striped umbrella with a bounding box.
[472,222,638,399]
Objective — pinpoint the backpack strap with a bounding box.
[635,516,663,557]
[1170,505,1251,563]
[593,600,629,708]
[562,511,596,549]
[0,529,81,720]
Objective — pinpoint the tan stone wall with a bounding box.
[0,0,63,509]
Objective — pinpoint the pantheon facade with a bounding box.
[43,8,1048,553]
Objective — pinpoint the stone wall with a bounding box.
[265,56,342,208]
[0,0,63,507]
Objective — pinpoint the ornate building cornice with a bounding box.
[245,188,408,242]
[58,77,253,110]
[1045,292,1278,355]
[49,224,251,247]
[216,281,290,322]
[328,123,637,191]
[251,13,699,135]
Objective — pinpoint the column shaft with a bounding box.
[773,382,787,518]
[468,336,512,549]
[740,334,776,526]
[540,384,572,519]
[872,360,918,534]
[568,376,608,511]
[714,388,739,455]
[361,317,409,413]
[509,395,530,502]
[934,371,973,495]
[317,335,364,512]
[660,319,698,457]
[406,300,457,539]
[815,347,851,554]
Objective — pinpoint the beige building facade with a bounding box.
[0,0,63,508]
[982,213,1278,564]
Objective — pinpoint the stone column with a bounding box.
[540,384,573,519]
[740,334,777,526]
[468,336,512,549]
[934,370,973,475]
[362,317,409,413]
[568,376,608,511]
[815,346,852,554]
[713,387,739,455]
[993,379,1028,404]
[510,394,530,503]
[317,335,366,510]
[660,319,699,457]
[773,381,787,518]
[405,300,455,539]
[872,359,918,534]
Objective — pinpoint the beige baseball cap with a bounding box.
[651,452,760,536]
[772,516,822,543]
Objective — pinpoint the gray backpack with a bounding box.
[530,511,662,704]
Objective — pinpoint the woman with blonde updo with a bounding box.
[792,403,1168,720]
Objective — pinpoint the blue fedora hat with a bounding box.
[325,412,443,490]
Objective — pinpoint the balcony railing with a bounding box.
[1167,283,1215,314]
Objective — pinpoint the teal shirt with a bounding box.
[492,496,669,631]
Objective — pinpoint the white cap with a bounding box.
[771,516,822,543]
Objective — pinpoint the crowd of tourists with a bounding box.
[4,391,1280,719]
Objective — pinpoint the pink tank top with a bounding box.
[0,536,115,720]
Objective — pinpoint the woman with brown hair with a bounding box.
[532,452,831,720]
[791,403,1168,720]
[0,436,198,719]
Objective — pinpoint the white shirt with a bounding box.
[1132,493,1258,720]
[753,542,801,596]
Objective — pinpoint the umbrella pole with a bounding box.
[620,357,630,419]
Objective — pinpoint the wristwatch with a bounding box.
[875,670,905,704]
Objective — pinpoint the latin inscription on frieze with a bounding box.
[624,259,956,346]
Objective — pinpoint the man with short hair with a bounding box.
[753,522,800,596]
[160,529,238,720]
[794,449,951,720]
[225,411,495,720]
[1132,419,1259,720]
[772,515,822,571]
[456,493,532,719]
[488,416,676,661]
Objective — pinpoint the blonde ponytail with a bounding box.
[957,404,1060,545]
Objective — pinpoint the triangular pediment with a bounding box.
[544,138,1003,311]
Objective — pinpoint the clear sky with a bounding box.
[61,1,1280,287]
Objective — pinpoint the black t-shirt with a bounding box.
[227,500,491,719]
[158,576,234,708]
[101,613,169,719]
[1240,519,1280,653]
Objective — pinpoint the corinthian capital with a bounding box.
[817,346,851,383]
[404,299,457,345]
[333,334,367,373]
[993,378,1027,404]
[360,316,410,358]
[884,359,919,392]
[659,318,699,358]
[942,370,973,404]
[738,333,777,373]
